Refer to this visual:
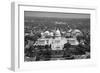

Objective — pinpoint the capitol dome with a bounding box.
[55,29,61,36]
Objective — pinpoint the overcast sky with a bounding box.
[24,11,90,19]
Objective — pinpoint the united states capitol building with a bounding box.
[34,28,82,50]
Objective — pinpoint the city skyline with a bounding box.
[24,11,90,19]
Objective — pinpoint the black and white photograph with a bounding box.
[24,11,90,62]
